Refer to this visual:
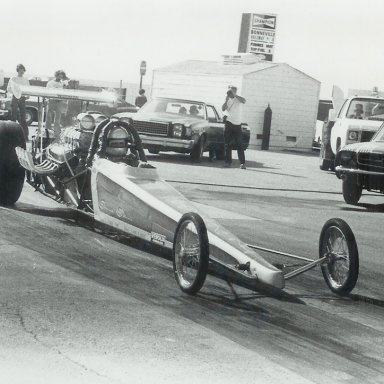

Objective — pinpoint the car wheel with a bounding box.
[0,121,26,205]
[319,218,359,295]
[25,109,35,126]
[173,212,209,295]
[190,136,205,162]
[342,174,362,205]
[148,148,160,154]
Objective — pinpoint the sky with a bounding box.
[2,0,384,98]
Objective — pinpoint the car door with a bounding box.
[205,105,225,148]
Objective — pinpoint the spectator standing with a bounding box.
[7,64,30,139]
[135,89,147,108]
[221,86,246,169]
[46,70,67,139]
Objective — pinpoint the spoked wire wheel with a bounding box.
[173,212,209,294]
[319,218,359,295]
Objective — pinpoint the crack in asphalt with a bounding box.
[2,301,121,383]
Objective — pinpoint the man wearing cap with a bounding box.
[7,64,30,139]
[46,70,68,139]
[222,86,246,169]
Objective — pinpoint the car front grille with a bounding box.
[361,131,375,142]
[358,152,384,171]
[133,120,169,136]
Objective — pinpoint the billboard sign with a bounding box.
[238,13,277,61]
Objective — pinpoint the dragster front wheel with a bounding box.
[173,212,209,295]
[319,218,359,295]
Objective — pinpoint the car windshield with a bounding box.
[346,98,384,121]
[138,99,205,119]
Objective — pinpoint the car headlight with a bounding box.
[80,114,96,130]
[172,123,183,138]
[120,117,132,124]
[0,102,5,110]
[347,130,359,141]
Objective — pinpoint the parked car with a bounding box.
[112,97,250,162]
[335,122,384,204]
[320,95,384,171]
[0,90,11,120]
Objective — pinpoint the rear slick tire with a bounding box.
[319,218,359,295]
[0,121,26,205]
[173,212,209,295]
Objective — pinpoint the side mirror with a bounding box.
[328,109,336,122]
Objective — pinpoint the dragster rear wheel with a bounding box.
[0,121,26,205]
[319,218,359,295]
[173,212,209,295]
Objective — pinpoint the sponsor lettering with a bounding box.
[151,232,166,245]
[252,14,276,29]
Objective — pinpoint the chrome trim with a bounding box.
[335,166,384,176]
[141,135,195,150]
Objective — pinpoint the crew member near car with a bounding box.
[46,70,68,139]
[221,86,246,169]
[7,63,30,140]
[135,89,147,108]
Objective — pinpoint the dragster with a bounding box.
[0,85,359,296]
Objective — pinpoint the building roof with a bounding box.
[154,59,279,76]
[153,59,320,82]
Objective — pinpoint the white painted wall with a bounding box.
[242,64,320,150]
[151,64,320,151]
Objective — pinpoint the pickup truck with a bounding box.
[319,95,384,171]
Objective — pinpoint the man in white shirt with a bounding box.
[46,70,67,139]
[7,64,30,139]
[221,86,246,169]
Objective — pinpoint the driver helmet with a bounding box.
[105,126,131,157]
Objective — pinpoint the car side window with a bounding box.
[206,105,218,123]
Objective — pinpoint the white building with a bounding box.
[151,56,320,151]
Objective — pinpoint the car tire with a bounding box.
[0,121,26,205]
[319,218,359,295]
[173,212,209,295]
[190,136,205,163]
[25,108,35,126]
[148,148,160,154]
[342,174,362,205]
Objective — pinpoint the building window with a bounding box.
[256,134,263,140]
[286,136,297,142]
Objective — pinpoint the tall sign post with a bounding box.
[238,13,277,61]
[139,60,146,90]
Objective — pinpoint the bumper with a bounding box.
[335,166,384,177]
[140,135,195,151]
